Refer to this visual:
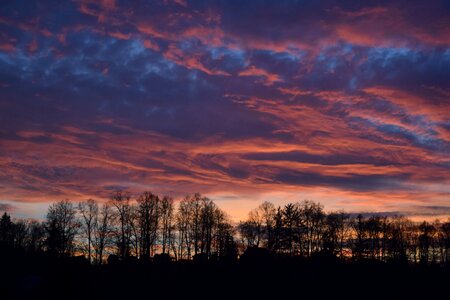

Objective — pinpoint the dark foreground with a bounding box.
[2,254,449,299]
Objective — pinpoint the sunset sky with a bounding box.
[0,0,449,221]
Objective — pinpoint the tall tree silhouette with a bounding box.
[111,191,133,259]
[93,202,114,264]
[323,211,349,257]
[78,199,98,263]
[160,196,174,255]
[45,200,79,256]
[136,191,160,260]
[298,200,325,257]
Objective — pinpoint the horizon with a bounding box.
[1,1,449,222]
[2,192,449,224]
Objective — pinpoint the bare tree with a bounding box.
[213,208,236,259]
[176,197,193,259]
[78,199,98,263]
[297,200,325,256]
[387,216,410,262]
[258,201,276,250]
[110,191,133,259]
[200,197,216,256]
[160,196,174,255]
[238,204,269,248]
[324,211,349,258]
[93,202,114,264]
[136,191,160,260]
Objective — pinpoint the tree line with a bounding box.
[1,192,449,265]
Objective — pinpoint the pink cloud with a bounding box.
[163,44,230,75]
[239,66,282,86]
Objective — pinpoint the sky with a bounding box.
[0,0,449,221]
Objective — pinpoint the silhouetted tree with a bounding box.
[78,199,98,263]
[366,216,382,259]
[272,207,284,254]
[110,191,133,259]
[93,202,114,264]
[298,200,325,256]
[0,212,14,248]
[200,197,215,256]
[3,194,450,268]
[323,211,349,257]
[387,216,409,262]
[160,196,174,255]
[213,208,236,259]
[352,214,366,260]
[177,193,204,258]
[418,221,436,264]
[440,221,450,264]
[238,205,267,248]
[176,197,192,259]
[12,220,28,249]
[238,220,261,248]
[136,191,159,260]
[28,220,45,253]
[45,200,79,256]
[258,201,276,250]
[282,203,301,254]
